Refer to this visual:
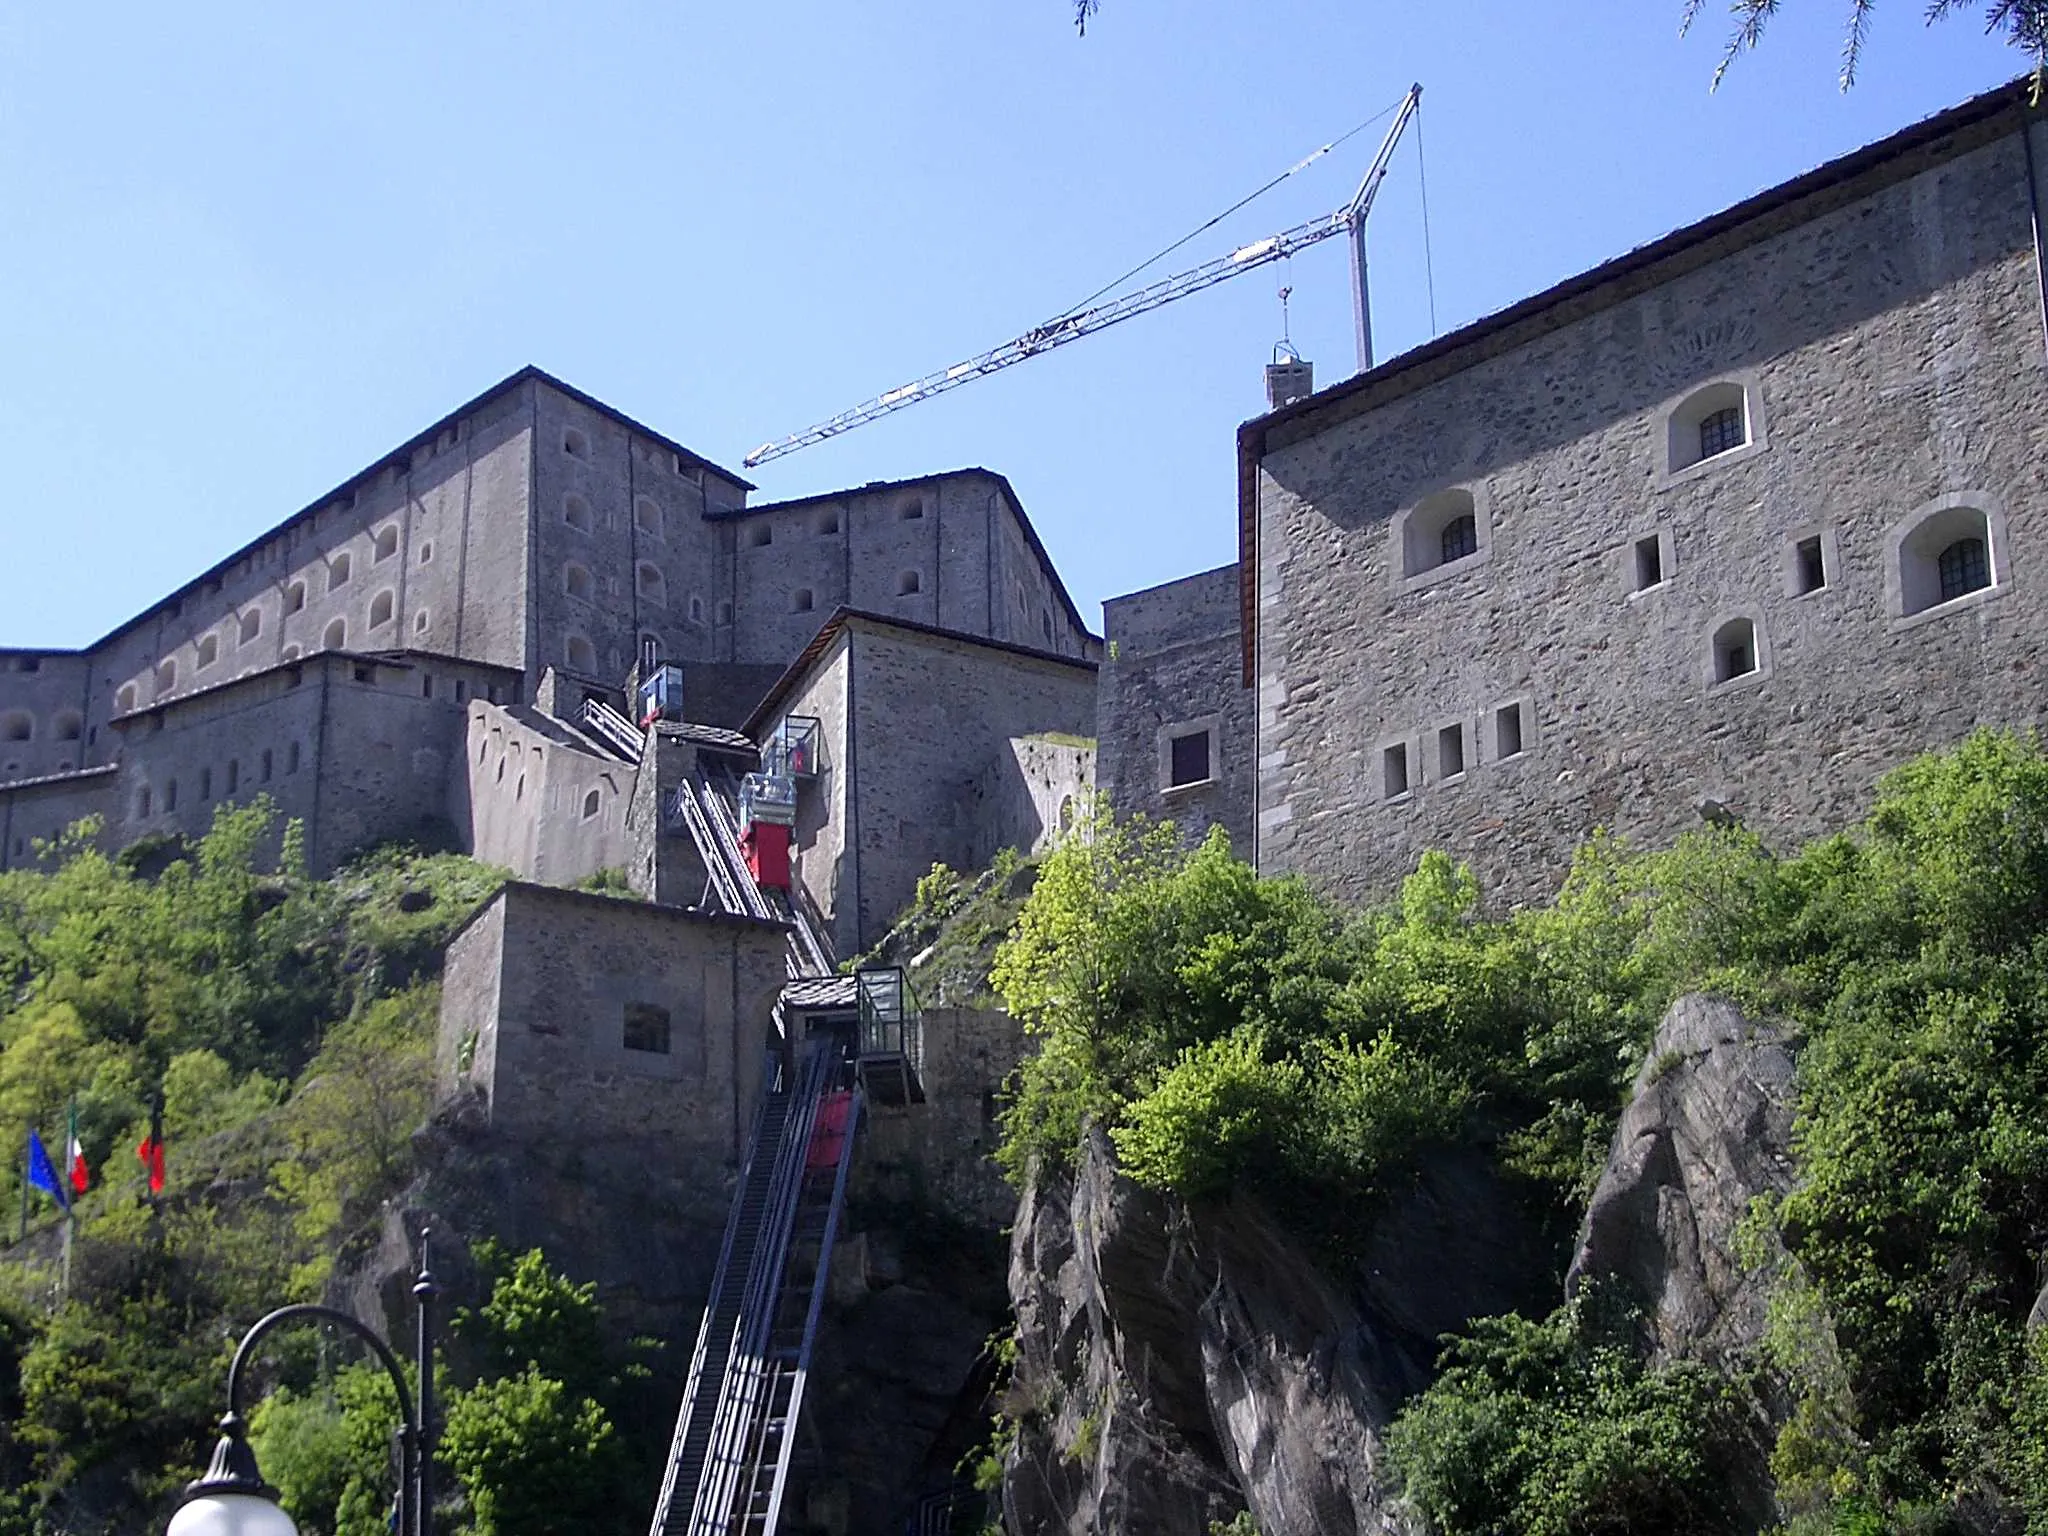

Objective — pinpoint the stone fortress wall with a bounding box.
[1239,85,2048,909]
[438,881,787,1166]
[1096,563,1256,856]
[0,369,1099,886]
[748,612,1099,959]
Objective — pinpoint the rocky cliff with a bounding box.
[999,994,1800,1534]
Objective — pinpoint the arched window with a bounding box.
[792,588,814,613]
[287,740,301,774]
[582,788,601,819]
[1664,379,1762,474]
[563,426,590,460]
[0,712,30,743]
[155,659,177,695]
[260,748,274,782]
[1396,487,1489,582]
[164,778,179,812]
[329,552,352,589]
[323,618,347,651]
[53,712,81,742]
[637,563,667,607]
[566,634,598,674]
[115,683,137,714]
[138,786,153,818]
[1890,499,2005,620]
[196,635,219,670]
[896,569,921,597]
[635,498,664,539]
[281,644,301,662]
[285,580,307,615]
[563,494,593,533]
[418,541,434,566]
[238,611,262,645]
[374,526,400,563]
[565,564,594,601]
[369,590,395,628]
[414,610,432,637]
[689,596,704,623]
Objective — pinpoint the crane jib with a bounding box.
[742,83,1422,469]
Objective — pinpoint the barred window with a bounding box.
[624,1002,672,1054]
[1698,406,1744,460]
[1440,514,1478,565]
[1938,538,1989,603]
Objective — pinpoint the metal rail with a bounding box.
[742,84,1421,468]
[683,1037,858,1535]
[649,1057,792,1536]
[581,697,646,763]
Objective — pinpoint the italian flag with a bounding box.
[65,1102,89,1196]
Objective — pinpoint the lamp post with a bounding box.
[166,1239,440,1536]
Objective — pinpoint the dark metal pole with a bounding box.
[413,1233,439,1536]
[219,1301,421,1534]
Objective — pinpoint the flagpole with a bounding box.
[64,1097,79,1300]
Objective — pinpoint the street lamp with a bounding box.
[166,1239,440,1536]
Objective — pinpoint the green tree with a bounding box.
[438,1368,626,1536]
[1680,0,2046,89]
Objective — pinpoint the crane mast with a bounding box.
[742,84,1422,469]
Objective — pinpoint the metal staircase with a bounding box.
[648,1035,863,1536]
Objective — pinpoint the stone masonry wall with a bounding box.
[455,702,631,887]
[438,882,787,1166]
[1099,563,1256,855]
[0,653,94,783]
[966,734,1096,869]
[847,623,1097,951]
[775,638,855,960]
[855,1005,1027,1228]
[1256,112,2048,909]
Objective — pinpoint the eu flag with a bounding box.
[26,1132,69,1211]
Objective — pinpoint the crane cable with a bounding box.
[1416,97,1439,338]
[1062,92,1414,319]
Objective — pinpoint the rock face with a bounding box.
[341,1096,1011,1536]
[1001,994,1805,1535]
[1568,993,1799,1365]
[1003,1129,1553,1536]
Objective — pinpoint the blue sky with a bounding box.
[0,1,2025,647]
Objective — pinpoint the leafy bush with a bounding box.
[1387,1305,1742,1536]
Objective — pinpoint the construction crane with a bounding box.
[743,83,1422,469]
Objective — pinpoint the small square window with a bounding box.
[1494,704,1525,760]
[624,1002,672,1054]
[1382,742,1410,800]
[1168,730,1211,788]
[1795,536,1827,595]
[1438,723,1466,780]
[1633,535,1663,592]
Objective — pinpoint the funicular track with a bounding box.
[649,1034,862,1536]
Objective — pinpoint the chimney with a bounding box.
[1265,356,1314,411]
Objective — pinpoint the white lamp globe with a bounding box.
[165,1492,300,1536]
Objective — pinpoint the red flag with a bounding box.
[136,1094,165,1195]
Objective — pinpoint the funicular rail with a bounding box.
[646,1033,860,1536]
